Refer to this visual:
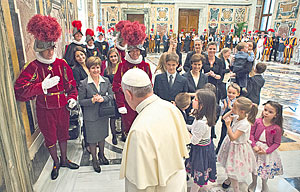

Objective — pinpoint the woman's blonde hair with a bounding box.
[155,52,167,73]
[235,97,258,124]
[107,48,121,75]
[86,56,101,70]
[218,47,231,58]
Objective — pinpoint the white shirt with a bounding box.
[187,117,211,145]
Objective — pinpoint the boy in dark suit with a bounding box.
[154,53,189,102]
[246,63,267,105]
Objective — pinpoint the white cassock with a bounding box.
[120,94,190,192]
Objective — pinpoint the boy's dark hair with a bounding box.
[175,92,191,110]
[236,42,247,51]
[191,54,205,64]
[165,52,179,64]
[255,63,267,74]
[203,83,216,96]
[192,90,216,127]
[228,83,241,94]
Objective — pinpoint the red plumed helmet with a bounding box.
[96,26,102,32]
[204,29,207,32]
[86,29,94,37]
[243,29,246,32]
[231,29,234,33]
[121,21,146,46]
[27,14,61,42]
[254,30,259,33]
[72,20,82,31]
[151,28,154,32]
[115,20,130,32]
[193,29,195,32]
[267,29,275,32]
[292,28,296,32]
[248,31,252,34]
[170,29,173,32]
[181,29,184,32]
[222,31,224,33]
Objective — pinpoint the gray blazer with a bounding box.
[78,76,114,121]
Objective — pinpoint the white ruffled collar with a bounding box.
[87,44,95,49]
[116,41,127,51]
[125,52,142,65]
[35,52,57,64]
[72,39,84,45]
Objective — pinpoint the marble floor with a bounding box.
[33,53,300,192]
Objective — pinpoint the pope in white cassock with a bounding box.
[120,68,190,192]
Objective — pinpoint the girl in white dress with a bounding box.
[218,97,258,192]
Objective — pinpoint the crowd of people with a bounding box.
[13,14,291,192]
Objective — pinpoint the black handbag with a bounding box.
[99,99,115,118]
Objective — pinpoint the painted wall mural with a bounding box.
[276,0,299,20]
[221,8,233,22]
[208,5,249,35]
[210,8,219,22]
[272,0,299,36]
[157,7,168,21]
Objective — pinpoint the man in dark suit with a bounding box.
[269,32,280,62]
[154,53,188,102]
[154,32,161,53]
[246,63,266,105]
[184,33,191,53]
[225,32,233,48]
[183,39,205,72]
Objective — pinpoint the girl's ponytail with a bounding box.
[247,103,258,124]
[236,97,258,124]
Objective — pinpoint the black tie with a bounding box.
[169,75,173,88]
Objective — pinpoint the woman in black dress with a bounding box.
[202,42,224,103]
[104,48,126,145]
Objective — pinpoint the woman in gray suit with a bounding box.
[78,56,113,173]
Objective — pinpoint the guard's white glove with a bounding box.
[41,74,60,94]
[68,98,77,109]
[118,107,127,114]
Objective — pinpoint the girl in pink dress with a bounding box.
[248,101,283,192]
[218,97,258,192]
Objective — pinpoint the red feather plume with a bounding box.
[243,29,246,32]
[121,21,146,46]
[151,28,154,32]
[170,29,173,32]
[86,29,94,37]
[267,29,275,32]
[96,26,102,32]
[248,31,252,34]
[254,30,259,33]
[222,31,224,33]
[231,29,234,32]
[181,29,184,32]
[204,29,207,32]
[72,20,82,31]
[27,14,61,42]
[193,29,195,32]
[292,28,296,32]
[115,20,130,32]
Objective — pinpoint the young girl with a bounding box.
[218,97,258,192]
[216,83,240,154]
[185,89,217,192]
[248,101,283,192]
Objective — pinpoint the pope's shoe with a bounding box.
[60,157,79,169]
[51,164,59,180]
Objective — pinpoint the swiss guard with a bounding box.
[283,28,297,64]
[112,21,152,134]
[94,26,109,61]
[64,20,85,67]
[85,28,101,58]
[262,29,274,62]
[14,14,79,180]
